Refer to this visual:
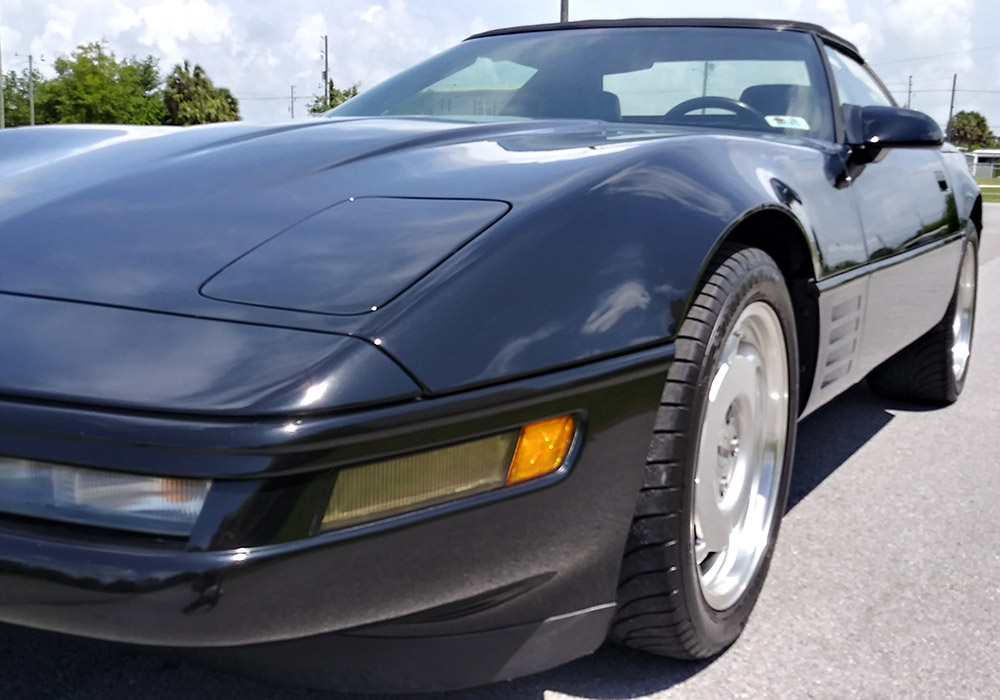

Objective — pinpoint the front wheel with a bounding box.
[610,244,799,658]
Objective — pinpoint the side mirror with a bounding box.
[844,105,943,163]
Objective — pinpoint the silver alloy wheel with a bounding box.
[951,248,976,383]
[693,301,789,611]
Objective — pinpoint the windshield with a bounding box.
[331,27,834,141]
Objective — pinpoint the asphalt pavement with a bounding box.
[3,206,999,700]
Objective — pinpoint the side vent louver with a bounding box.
[820,296,862,388]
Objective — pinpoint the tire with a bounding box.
[868,237,978,405]
[610,244,799,659]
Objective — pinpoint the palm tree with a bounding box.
[163,60,240,125]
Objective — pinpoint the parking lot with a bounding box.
[3,206,999,700]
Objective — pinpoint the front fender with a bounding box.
[373,135,861,394]
[940,145,981,229]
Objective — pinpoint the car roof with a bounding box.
[468,18,862,63]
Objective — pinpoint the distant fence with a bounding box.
[974,162,1000,179]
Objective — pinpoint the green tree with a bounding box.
[949,110,996,149]
[1,67,46,126]
[162,60,240,125]
[38,42,165,125]
[308,79,360,116]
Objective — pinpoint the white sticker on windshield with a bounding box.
[765,115,811,130]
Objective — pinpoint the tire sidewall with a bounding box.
[679,256,799,652]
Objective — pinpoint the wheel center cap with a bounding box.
[716,407,740,497]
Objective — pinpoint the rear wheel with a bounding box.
[868,238,978,404]
[610,244,799,658]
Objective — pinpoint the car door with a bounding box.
[823,45,963,376]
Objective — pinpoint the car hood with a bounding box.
[0,118,686,320]
[2,117,764,413]
[0,292,420,415]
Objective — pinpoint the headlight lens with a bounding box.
[0,416,577,538]
[0,456,210,537]
[321,416,576,531]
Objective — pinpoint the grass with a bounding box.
[977,178,1000,203]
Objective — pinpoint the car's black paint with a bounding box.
[373,129,869,393]
[202,197,511,315]
[0,117,865,400]
[0,349,668,691]
[0,17,983,693]
[856,105,944,148]
[0,293,421,415]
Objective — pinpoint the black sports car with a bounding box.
[0,18,981,694]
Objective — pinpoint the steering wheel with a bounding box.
[663,96,769,128]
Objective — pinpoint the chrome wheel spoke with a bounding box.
[694,505,730,561]
[951,248,976,383]
[693,301,788,611]
[694,537,710,565]
[695,353,756,552]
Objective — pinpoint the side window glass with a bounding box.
[603,59,832,140]
[824,46,893,108]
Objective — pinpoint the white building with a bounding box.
[964,149,1000,179]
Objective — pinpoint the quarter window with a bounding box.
[824,47,893,108]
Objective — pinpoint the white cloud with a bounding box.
[108,3,141,33]
[132,0,233,54]
[291,13,327,66]
[39,5,77,50]
[359,5,383,24]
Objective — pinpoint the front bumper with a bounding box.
[0,347,670,692]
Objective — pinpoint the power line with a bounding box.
[235,95,313,101]
[885,76,978,88]
[874,43,1000,66]
[885,76,959,86]
[906,89,1000,95]
[234,91,292,97]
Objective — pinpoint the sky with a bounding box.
[1,0,999,130]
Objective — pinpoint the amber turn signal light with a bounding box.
[506,415,576,486]
[320,415,577,532]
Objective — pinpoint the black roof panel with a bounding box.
[468,18,861,61]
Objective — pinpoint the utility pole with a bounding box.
[322,35,329,109]
[561,0,569,22]
[27,54,34,126]
[290,85,295,119]
[906,75,912,109]
[0,16,6,130]
[15,53,40,125]
[946,73,957,141]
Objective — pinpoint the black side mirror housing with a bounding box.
[844,105,943,164]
